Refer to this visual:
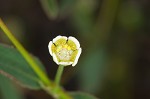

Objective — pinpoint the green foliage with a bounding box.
[78,48,107,93]
[70,92,98,99]
[0,0,146,98]
[0,44,45,89]
[72,0,96,38]
[0,74,24,99]
[40,0,59,19]
[0,18,99,99]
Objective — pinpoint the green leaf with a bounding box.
[40,0,59,19]
[0,74,24,99]
[72,0,96,38]
[0,44,46,89]
[78,47,107,93]
[70,92,98,99]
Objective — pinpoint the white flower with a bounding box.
[48,35,82,66]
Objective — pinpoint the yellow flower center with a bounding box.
[56,44,73,61]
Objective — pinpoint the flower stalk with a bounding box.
[55,65,64,90]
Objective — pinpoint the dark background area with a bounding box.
[0,0,150,99]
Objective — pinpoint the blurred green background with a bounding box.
[0,0,150,99]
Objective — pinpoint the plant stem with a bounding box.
[0,18,51,86]
[55,65,64,89]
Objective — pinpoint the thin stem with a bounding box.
[0,18,51,86]
[55,65,64,88]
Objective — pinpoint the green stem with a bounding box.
[0,18,51,86]
[55,65,64,88]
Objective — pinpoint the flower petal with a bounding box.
[67,36,80,50]
[52,53,59,65]
[58,62,73,66]
[72,48,82,66]
[53,35,67,46]
[48,41,53,56]
[53,35,62,43]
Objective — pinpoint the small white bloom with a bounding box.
[48,35,82,66]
